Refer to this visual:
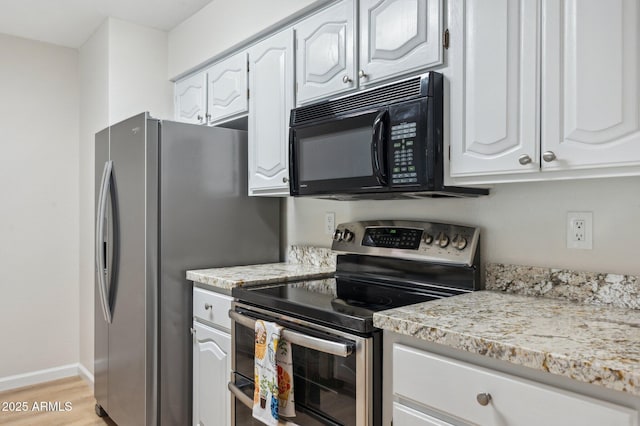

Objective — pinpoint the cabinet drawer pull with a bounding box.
[476,392,492,406]
[358,69,368,79]
[204,303,212,310]
[342,75,352,83]
[542,151,557,162]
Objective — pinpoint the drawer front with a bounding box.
[393,403,454,426]
[393,344,638,426]
[193,287,233,330]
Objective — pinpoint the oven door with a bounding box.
[229,302,380,426]
[289,108,390,196]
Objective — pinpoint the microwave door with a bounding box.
[291,109,387,196]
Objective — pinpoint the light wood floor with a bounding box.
[0,376,117,426]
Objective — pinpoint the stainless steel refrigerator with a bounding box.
[94,112,280,426]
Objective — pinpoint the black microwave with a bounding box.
[289,72,488,199]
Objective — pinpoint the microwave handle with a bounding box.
[371,110,388,185]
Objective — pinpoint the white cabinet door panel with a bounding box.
[248,29,294,195]
[542,0,640,170]
[207,52,248,123]
[296,0,356,104]
[175,73,206,124]
[393,403,455,426]
[192,322,231,426]
[359,0,443,86]
[449,0,539,176]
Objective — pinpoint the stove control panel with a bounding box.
[332,220,480,267]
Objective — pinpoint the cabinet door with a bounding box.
[295,0,356,105]
[449,0,539,177]
[207,52,249,124]
[247,29,294,196]
[175,72,207,125]
[359,0,443,86]
[541,0,640,171]
[193,322,231,426]
[393,403,456,426]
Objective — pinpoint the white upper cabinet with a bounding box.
[359,0,443,86]
[449,0,540,177]
[295,0,444,104]
[206,52,249,124]
[175,72,207,124]
[295,0,357,105]
[541,0,640,171]
[450,0,640,182]
[248,29,294,196]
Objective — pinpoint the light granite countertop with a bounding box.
[187,245,336,291]
[187,262,335,291]
[373,291,640,397]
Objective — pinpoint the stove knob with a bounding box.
[333,229,343,241]
[342,229,355,242]
[423,233,434,244]
[437,232,450,248]
[452,234,468,250]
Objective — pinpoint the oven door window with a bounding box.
[292,109,388,194]
[234,321,359,426]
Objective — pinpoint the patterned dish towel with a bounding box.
[253,320,295,425]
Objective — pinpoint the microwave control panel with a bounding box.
[390,122,418,185]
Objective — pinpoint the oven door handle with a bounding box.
[229,310,354,357]
[228,382,253,409]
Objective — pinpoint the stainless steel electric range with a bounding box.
[229,220,482,426]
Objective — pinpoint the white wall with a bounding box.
[78,21,109,382]
[286,176,640,276]
[168,0,325,79]
[0,34,79,381]
[108,19,173,123]
[78,18,173,379]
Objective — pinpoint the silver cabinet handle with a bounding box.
[518,154,532,165]
[190,327,196,335]
[282,176,289,183]
[476,392,492,406]
[342,75,352,83]
[204,303,212,310]
[542,151,557,162]
[228,382,253,409]
[95,161,113,324]
[358,69,368,79]
[197,114,203,122]
[229,310,354,357]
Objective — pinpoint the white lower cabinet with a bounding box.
[192,287,232,426]
[389,343,639,426]
[393,403,454,426]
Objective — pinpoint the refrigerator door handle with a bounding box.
[96,160,113,324]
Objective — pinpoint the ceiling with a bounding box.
[0,0,213,48]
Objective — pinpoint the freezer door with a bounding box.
[106,112,158,426]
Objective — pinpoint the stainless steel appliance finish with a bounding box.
[229,220,481,426]
[331,220,481,267]
[229,302,376,426]
[94,112,280,426]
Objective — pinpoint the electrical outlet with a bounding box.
[567,212,592,249]
[324,212,335,235]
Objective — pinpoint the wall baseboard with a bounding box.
[77,363,94,391]
[0,364,85,392]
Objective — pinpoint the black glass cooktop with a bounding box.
[232,277,440,334]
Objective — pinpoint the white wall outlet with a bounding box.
[324,212,335,235]
[567,212,593,249]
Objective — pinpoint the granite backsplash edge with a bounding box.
[486,263,640,310]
